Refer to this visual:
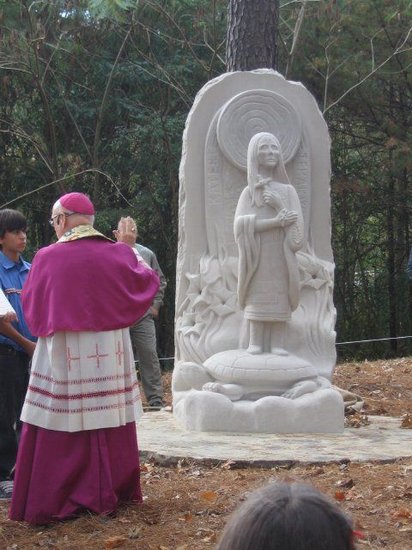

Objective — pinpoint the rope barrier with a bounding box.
[336,335,412,346]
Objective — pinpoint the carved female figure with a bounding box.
[234,132,304,354]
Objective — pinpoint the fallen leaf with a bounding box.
[196,528,215,536]
[200,491,218,502]
[336,478,354,489]
[104,536,127,549]
[392,508,412,520]
[178,512,193,522]
[345,488,362,500]
[345,413,370,428]
[335,491,346,501]
[142,510,160,525]
[400,414,412,429]
[128,527,142,539]
[220,459,236,470]
[202,533,217,543]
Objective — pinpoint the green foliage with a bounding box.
[0,0,227,356]
[88,0,136,21]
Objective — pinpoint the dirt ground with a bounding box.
[1,357,411,550]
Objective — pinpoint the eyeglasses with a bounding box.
[49,214,61,226]
[49,212,76,227]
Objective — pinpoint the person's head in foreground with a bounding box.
[216,482,357,550]
[50,192,95,239]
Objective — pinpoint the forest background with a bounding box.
[0,0,411,363]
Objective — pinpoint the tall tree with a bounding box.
[226,0,279,70]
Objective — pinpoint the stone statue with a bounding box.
[235,132,304,355]
[172,70,344,433]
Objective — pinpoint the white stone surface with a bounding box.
[173,70,341,433]
[138,413,412,464]
[173,388,344,433]
[234,132,304,355]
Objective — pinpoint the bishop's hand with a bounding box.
[113,216,137,247]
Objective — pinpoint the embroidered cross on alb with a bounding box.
[87,343,109,368]
[115,341,124,366]
[66,347,80,371]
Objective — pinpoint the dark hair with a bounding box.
[216,482,355,550]
[0,209,27,238]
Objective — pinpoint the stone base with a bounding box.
[173,387,345,434]
[204,349,317,397]
[139,413,411,464]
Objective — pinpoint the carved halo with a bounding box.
[216,89,302,170]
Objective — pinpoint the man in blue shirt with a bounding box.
[0,209,36,500]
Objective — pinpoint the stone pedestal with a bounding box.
[174,388,344,434]
[204,350,317,397]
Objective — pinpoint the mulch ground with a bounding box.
[1,358,411,549]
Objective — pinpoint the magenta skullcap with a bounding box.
[59,192,95,215]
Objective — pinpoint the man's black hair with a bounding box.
[0,209,27,238]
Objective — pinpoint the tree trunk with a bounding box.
[387,146,398,355]
[226,0,279,71]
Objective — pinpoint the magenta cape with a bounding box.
[22,238,160,337]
